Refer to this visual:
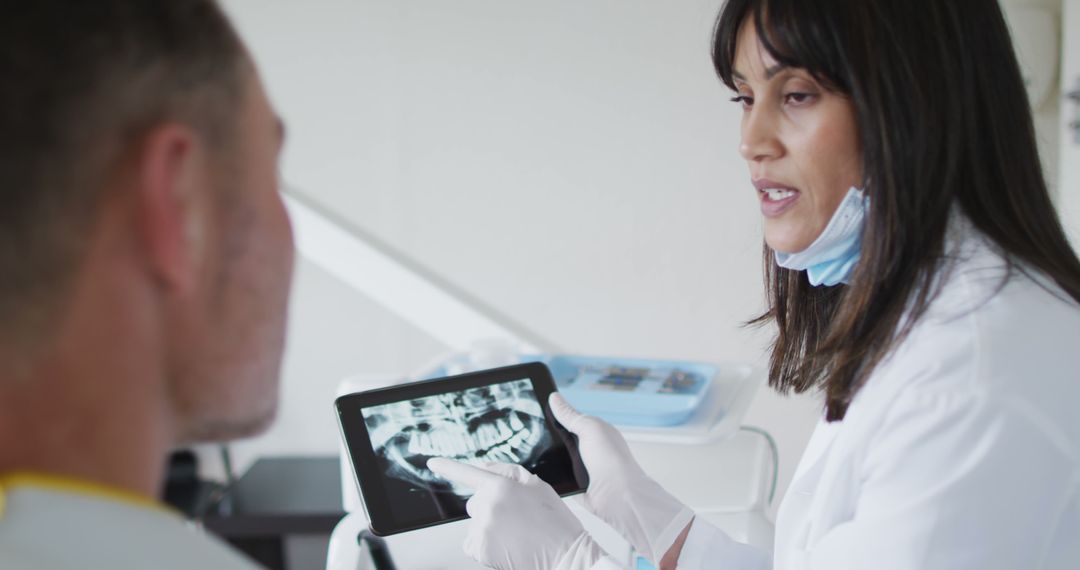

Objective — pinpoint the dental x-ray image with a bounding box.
[361,379,560,524]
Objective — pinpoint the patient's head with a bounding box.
[0,0,294,446]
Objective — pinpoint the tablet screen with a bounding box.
[362,378,552,512]
[338,363,587,534]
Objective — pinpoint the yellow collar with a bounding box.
[0,472,172,519]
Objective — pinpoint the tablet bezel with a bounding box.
[335,361,589,536]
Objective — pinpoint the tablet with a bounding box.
[335,362,589,536]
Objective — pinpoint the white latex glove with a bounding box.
[427,457,609,570]
[549,392,695,565]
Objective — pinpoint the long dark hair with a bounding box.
[712,0,1080,420]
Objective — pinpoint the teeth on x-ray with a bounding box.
[363,379,551,497]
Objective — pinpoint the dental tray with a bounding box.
[547,356,713,427]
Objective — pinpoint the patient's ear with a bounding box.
[128,124,209,296]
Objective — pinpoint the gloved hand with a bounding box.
[427,457,609,570]
[549,392,695,565]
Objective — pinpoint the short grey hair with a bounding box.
[0,0,247,350]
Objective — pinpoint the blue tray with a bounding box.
[548,355,714,427]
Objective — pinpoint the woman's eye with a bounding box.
[730,95,753,108]
[783,92,815,105]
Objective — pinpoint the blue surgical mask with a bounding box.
[774,187,868,287]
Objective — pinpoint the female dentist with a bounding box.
[428,0,1080,568]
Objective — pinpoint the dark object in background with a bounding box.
[161,449,226,519]
[358,531,398,570]
[201,456,347,570]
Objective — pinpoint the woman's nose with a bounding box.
[739,107,783,163]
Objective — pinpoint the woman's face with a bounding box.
[732,19,863,254]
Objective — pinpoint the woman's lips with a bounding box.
[753,179,801,218]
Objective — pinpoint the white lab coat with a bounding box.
[672,223,1080,569]
[0,484,258,570]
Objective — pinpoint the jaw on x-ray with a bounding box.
[362,379,551,498]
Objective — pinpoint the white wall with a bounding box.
[1007,0,1065,195]
[217,0,1064,521]
[1059,0,1080,242]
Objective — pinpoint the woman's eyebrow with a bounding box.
[731,64,789,82]
[765,64,789,79]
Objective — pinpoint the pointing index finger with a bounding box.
[427,457,502,490]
